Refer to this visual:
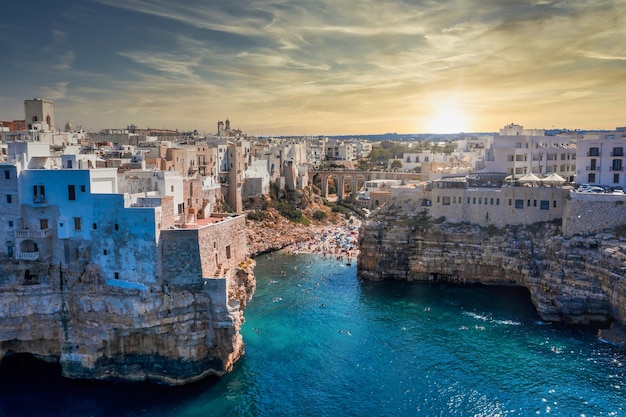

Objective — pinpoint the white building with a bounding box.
[575,128,626,188]
[326,139,357,161]
[484,124,576,182]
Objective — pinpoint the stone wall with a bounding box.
[563,192,626,237]
[389,184,568,227]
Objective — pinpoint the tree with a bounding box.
[390,160,403,170]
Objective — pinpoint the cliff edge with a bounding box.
[358,200,626,342]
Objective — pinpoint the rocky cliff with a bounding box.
[358,200,626,344]
[0,260,255,385]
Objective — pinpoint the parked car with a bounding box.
[588,187,606,193]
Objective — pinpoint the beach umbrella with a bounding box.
[517,172,542,183]
[540,172,566,184]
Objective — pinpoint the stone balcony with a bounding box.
[16,251,39,261]
[15,228,52,239]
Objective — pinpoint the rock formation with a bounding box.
[0,260,256,385]
[358,200,626,345]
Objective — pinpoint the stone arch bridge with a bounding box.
[308,170,419,200]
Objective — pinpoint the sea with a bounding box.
[1,252,624,417]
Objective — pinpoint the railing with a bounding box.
[610,166,624,171]
[587,152,601,157]
[611,151,624,157]
[16,251,39,261]
[32,195,48,206]
[14,228,52,239]
[585,166,600,171]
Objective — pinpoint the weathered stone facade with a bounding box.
[358,198,626,343]
[563,192,626,237]
[0,215,255,385]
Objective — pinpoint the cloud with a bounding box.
[3,0,626,133]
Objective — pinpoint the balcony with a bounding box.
[16,251,39,261]
[585,166,600,171]
[15,228,52,239]
[31,195,48,207]
[610,166,624,172]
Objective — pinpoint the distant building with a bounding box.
[24,98,54,131]
[575,129,626,188]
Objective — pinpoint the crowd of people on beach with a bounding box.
[285,218,361,262]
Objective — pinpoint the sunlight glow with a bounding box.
[427,102,470,134]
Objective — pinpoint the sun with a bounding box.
[427,103,470,134]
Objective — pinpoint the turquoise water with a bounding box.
[1,252,625,416]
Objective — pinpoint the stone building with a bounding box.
[24,98,54,131]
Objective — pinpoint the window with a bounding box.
[8,220,14,228]
[515,199,524,209]
[67,160,72,169]
[171,185,174,192]
[33,185,45,203]
[68,185,76,201]
[613,147,624,157]
[527,200,530,207]
[612,159,622,171]
[496,198,500,205]
[226,245,231,259]
[473,197,476,204]
[589,147,600,157]
[114,223,119,231]
[490,198,494,205]
[5,194,11,204]
[540,200,550,210]
[479,197,482,204]
[80,185,86,192]
[92,223,97,230]
[533,200,537,207]
[553,201,557,208]
[103,249,108,255]
[4,170,10,179]
[114,272,119,280]
[40,219,48,230]
[508,199,512,206]
[74,217,81,231]
[442,196,450,205]
[588,173,596,183]
[614,174,620,184]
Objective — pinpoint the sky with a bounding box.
[0,0,625,136]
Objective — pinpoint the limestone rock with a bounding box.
[358,202,626,342]
[0,263,255,385]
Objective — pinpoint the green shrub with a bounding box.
[246,210,266,221]
[271,199,303,222]
[312,210,327,221]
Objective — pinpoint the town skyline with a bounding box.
[1,0,625,135]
